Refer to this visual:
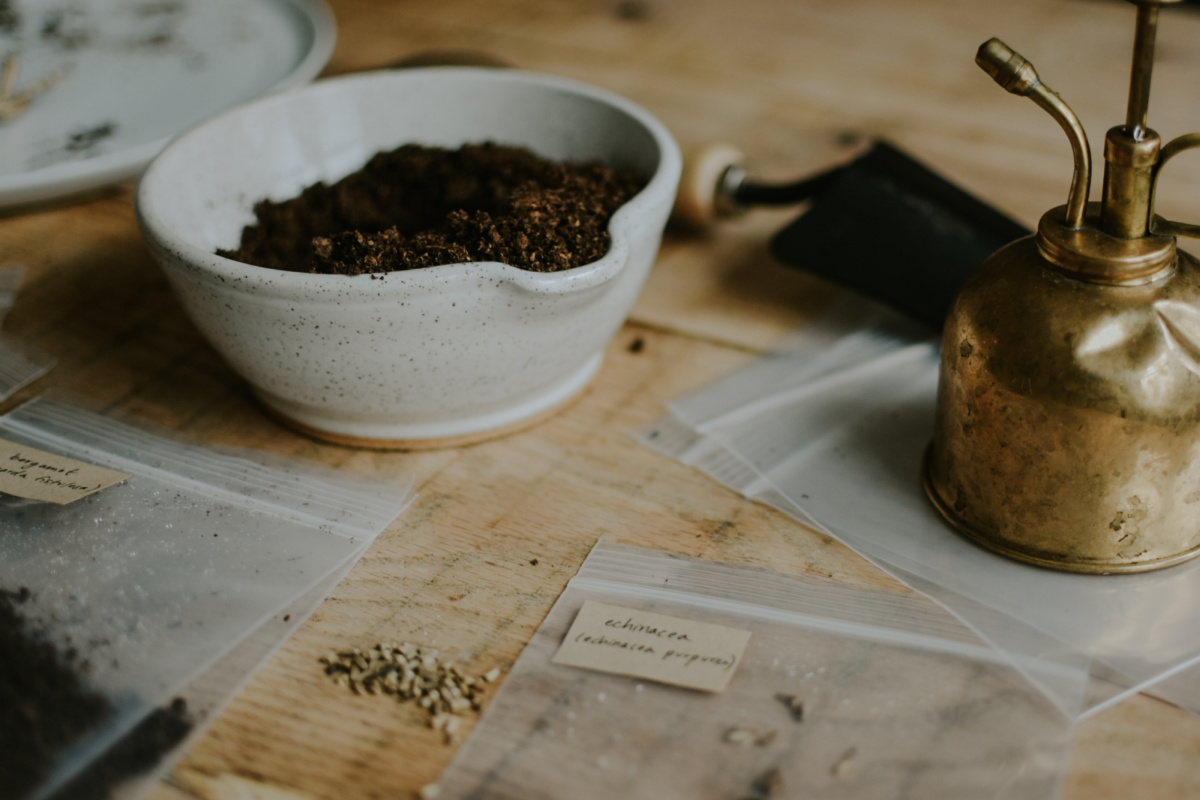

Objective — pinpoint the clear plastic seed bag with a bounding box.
[0,264,25,323]
[0,265,55,401]
[641,298,1200,720]
[430,541,1080,800]
[0,399,413,800]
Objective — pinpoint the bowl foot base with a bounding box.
[260,388,588,450]
[254,354,603,450]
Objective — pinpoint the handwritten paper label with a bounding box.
[0,439,130,504]
[552,601,751,692]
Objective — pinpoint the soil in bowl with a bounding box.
[218,142,647,275]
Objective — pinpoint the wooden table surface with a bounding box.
[8,0,1200,797]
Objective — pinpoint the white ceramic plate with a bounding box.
[0,0,334,208]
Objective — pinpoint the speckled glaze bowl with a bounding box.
[135,68,681,447]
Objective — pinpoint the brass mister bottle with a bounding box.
[923,0,1200,573]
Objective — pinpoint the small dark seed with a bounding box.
[752,766,784,797]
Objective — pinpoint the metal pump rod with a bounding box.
[1125,2,1161,137]
[1115,0,1200,242]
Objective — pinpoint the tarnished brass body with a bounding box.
[925,0,1200,573]
[925,206,1200,573]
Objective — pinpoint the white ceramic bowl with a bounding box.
[136,68,681,447]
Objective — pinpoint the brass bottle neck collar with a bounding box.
[1036,202,1176,286]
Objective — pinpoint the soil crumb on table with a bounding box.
[218,142,647,276]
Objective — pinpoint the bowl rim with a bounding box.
[135,66,682,296]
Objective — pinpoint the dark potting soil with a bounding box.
[49,698,193,800]
[0,587,112,800]
[0,588,193,800]
[0,1,18,34]
[218,142,647,276]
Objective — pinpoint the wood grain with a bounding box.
[2,0,1198,797]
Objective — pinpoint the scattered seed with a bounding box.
[751,766,784,798]
[723,725,776,747]
[613,0,650,21]
[774,693,804,722]
[0,53,72,121]
[318,641,499,744]
[444,716,461,741]
[724,725,758,746]
[832,747,857,777]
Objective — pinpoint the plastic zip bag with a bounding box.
[0,399,413,800]
[0,264,25,323]
[0,265,55,402]
[431,541,1080,800]
[0,333,55,401]
[640,299,1200,719]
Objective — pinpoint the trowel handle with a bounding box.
[673,143,845,228]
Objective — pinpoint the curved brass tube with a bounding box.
[1150,131,1200,240]
[1159,131,1200,167]
[976,39,1091,229]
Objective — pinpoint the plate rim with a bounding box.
[0,0,337,209]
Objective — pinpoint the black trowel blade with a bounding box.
[769,141,1030,330]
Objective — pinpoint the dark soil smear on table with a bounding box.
[0,588,193,800]
[218,142,647,276]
